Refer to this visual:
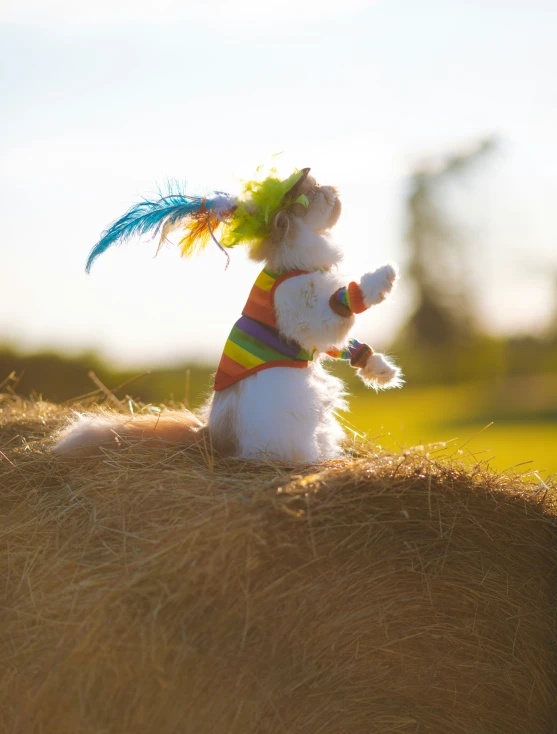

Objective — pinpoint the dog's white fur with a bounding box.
[53,177,403,463]
[207,362,347,463]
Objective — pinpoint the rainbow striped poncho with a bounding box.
[214,269,373,392]
[214,269,314,391]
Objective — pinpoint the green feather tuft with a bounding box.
[220,168,309,249]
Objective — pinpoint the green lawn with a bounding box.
[344,378,557,479]
[3,348,553,477]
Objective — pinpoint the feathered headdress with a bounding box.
[85,167,310,272]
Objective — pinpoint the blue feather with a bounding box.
[85,183,235,272]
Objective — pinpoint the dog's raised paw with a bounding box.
[360,264,398,307]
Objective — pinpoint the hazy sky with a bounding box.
[1,0,556,367]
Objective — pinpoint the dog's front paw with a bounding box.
[359,264,398,307]
[358,352,404,390]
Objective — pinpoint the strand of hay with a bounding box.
[1,394,556,733]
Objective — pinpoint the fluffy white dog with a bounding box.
[54,169,402,462]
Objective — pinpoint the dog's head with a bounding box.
[249,168,343,271]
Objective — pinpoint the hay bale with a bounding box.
[1,396,557,733]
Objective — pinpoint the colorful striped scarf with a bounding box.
[214,270,374,392]
[214,269,314,391]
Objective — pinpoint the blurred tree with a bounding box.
[402,137,497,347]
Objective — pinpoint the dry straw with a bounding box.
[1,392,556,733]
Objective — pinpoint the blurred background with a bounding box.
[1,0,556,475]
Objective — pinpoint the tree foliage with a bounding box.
[402,138,497,347]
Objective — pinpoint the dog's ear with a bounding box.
[272,210,290,241]
[284,167,311,204]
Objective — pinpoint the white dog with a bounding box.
[54,169,402,462]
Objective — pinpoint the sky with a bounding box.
[1,0,557,367]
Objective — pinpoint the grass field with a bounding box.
[345,377,557,479]
[2,349,554,477]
